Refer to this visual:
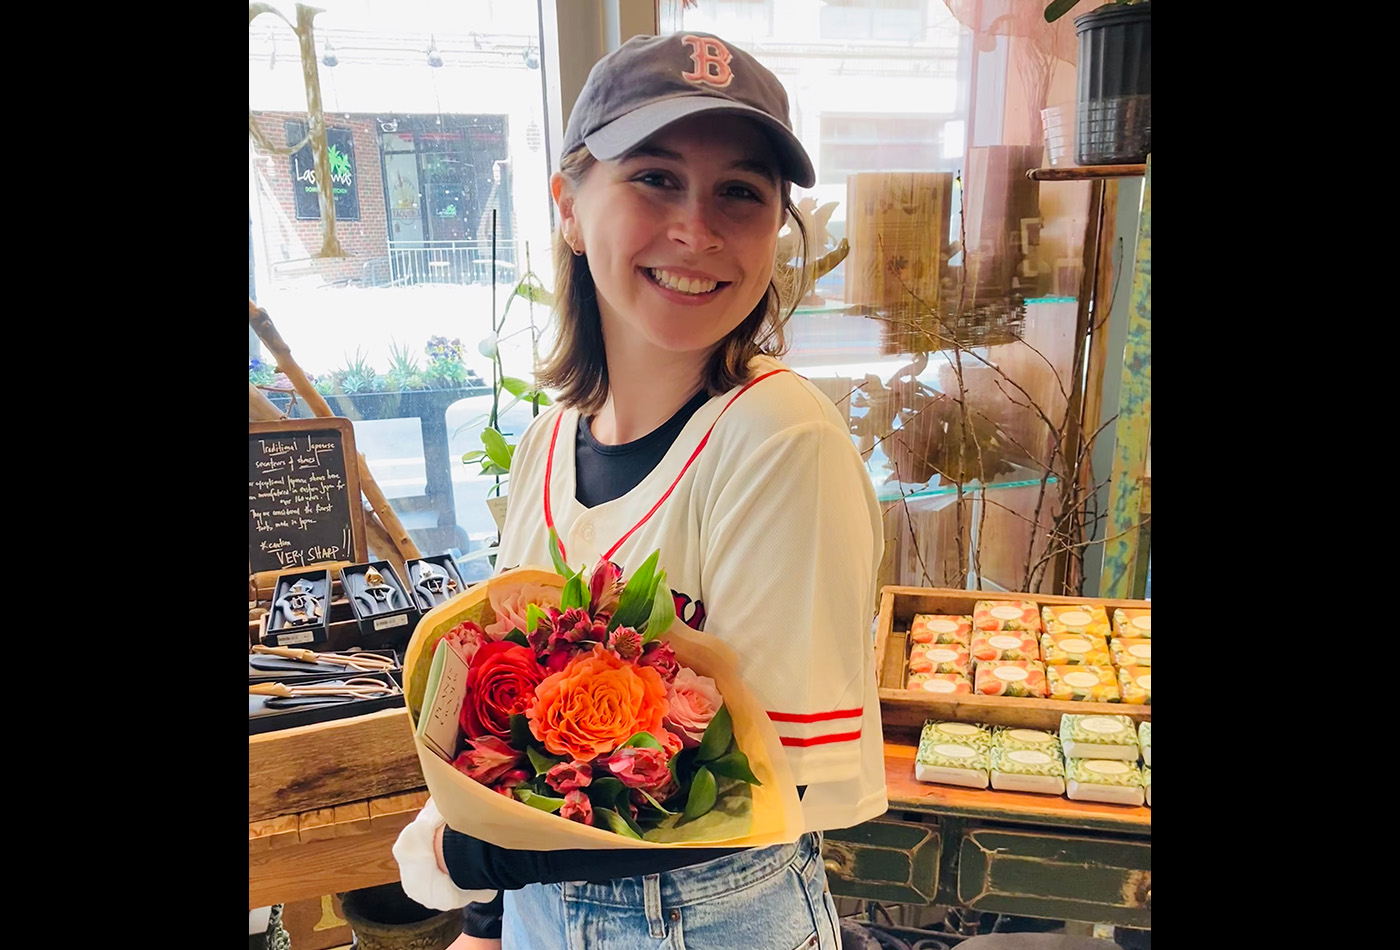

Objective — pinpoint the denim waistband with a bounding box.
[559,832,819,909]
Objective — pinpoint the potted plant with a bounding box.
[1044,0,1150,165]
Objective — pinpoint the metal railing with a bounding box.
[361,240,519,287]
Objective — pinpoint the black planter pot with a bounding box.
[1074,1,1151,165]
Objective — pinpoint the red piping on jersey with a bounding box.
[543,368,790,565]
[779,729,862,748]
[766,707,863,723]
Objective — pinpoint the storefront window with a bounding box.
[248,0,553,571]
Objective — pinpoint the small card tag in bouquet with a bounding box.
[417,639,468,763]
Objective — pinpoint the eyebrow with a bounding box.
[622,145,778,186]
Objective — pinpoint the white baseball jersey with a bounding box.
[495,355,888,833]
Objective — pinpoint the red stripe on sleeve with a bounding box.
[766,707,863,723]
[779,729,862,748]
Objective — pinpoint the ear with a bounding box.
[551,172,574,226]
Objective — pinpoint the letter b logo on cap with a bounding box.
[681,34,734,88]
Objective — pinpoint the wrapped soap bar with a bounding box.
[910,614,972,645]
[1117,666,1152,705]
[1059,713,1140,760]
[920,719,992,748]
[1110,637,1152,668]
[1112,608,1152,639]
[974,660,1048,697]
[1144,766,1152,807]
[974,600,1042,633]
[1042,604,1111,638]
[1040,631,1111,666]
[906,672,973,695]
[909,642,971,676]
[916,720,990,787]
[1047,665,1121,702]
[1065,758,1145,805]
[971,629,1040,663]
[992,726,1062,753]
[1139,721,1151,767]
[990,745,1066,795]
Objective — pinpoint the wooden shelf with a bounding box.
[1026,164,1147,182]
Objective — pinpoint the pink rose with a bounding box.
[606,746,672,791]
[442,621,487,665]
[452,736,523,785]
[484,581,563,639]
[638,641,680,684]
[663,668,723,748]
[545,760,593,793]
[561,789,593,825]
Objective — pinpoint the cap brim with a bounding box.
[583,96,815,189]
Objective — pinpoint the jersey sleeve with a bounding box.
[700,418,882,786]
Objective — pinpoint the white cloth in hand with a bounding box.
[392,797,498,911]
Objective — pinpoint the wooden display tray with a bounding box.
[875,586,1151,734]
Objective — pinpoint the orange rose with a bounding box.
[527,645,670,762]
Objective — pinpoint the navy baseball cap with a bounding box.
[561,32,815,188]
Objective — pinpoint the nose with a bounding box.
[667,197,723,254]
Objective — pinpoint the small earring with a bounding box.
[572,243,585,257]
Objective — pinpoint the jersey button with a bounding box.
[581,523,595,542]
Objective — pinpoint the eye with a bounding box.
[631,170,676,189]
[723,182,767,203]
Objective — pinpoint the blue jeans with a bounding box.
[501,832,841,950]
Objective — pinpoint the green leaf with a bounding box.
[641,571,675,644]
[705,748,761,786]
[621,732,664,750]
[560,572,587,611]
[1044,0,1079,22]
[527,745,561,778]
[514,280,553,306]
[510,713,534,753]
[548,527,569,576]
[526,602,547,635]
[481,427,513,471]
[634,786,675,816]
[588,777,626,810]
[480,462,509,477]
[502,628,529,647]
[514,787,566,813]
[595,807,643,839]
[608,549,660,632]
[695,705,732,763]
[681,766,717,822]
[461,450,487,464]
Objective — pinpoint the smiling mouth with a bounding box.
[646,267,726,295]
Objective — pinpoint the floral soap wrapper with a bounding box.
[905,672,972,695]
[1059,713,1140,761]
[402,564,805,851]
[1041,604,1111,639]
[973,600,1043,634]
[909,614,972,646]
[1047,665,1121,702]
[974,660,1048,697]
[919,719,992,749]
[1110,637,1152,668]
[909,642,971,677]
[1139,721,1151,767]
[1112,608,1152,639]
[1117,666,1152,705]
[1065,757,1145,806]
[1040,632,1111,666]
[970,630,1040,663]
[989,745,1066,795]
[915,724,989,789]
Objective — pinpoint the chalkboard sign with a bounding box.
[249,418,368,574]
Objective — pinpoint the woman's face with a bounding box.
[553,114,785,368]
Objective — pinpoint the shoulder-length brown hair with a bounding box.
[535,146,810,415]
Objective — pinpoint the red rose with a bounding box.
[461,641,547,741]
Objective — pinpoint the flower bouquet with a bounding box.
[401,543,803,850]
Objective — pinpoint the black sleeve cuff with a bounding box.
[461,892,504,939]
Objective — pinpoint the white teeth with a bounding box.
[650,268,718,294]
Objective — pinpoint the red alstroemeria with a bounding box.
[561,789,594,826]
[588,558,623,617]
[606,746,673,792]
[452,736,523,785]
[545,760,593,794]
[638,640,680,684]
[492,768,532,797]
[608,626,642,660]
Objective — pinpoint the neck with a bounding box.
[591,350,708,446]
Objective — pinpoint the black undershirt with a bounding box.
[449,390,805,936]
